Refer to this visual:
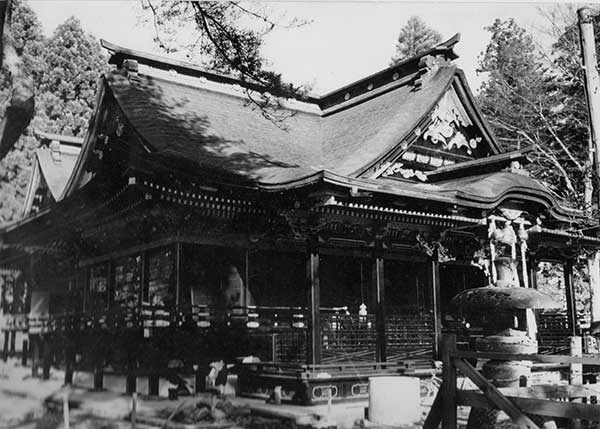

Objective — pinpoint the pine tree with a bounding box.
[477,18,588,201]
[36,17,107,136]
[390,16,442,64]
[0,9,107,225]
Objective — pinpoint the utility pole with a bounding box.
[578,6,600,322]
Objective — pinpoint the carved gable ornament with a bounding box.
[371,87,490,182]
[421,88,482,155]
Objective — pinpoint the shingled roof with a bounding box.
[99,36,497,186]
[22,132,83,218]
[55,38,574,221]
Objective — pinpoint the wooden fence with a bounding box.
[425,334,600,429]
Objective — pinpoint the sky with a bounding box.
[27,1,575,94]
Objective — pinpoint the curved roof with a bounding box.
[21,133,82,218]
[59,39,575,223]
[105,60,460,184]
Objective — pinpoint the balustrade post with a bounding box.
[307,249,321,365]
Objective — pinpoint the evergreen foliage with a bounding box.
[477,13,600,315]
[477,18,589,205]
[0,3,106,225]
[390,16,442,64]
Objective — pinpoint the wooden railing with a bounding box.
[424,334,600,429]
[37,305,351,333]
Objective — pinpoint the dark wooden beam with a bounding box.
[141,250,148,304]
[564,259,577,336]
[106,261,114,310]
[454,358,541,428]
[430,258,442,359]
[307,250,321,365]
[243,249,249,307]
[21,339,28,366]
[2,331,8,362]
[9,331,15,355]
[64,338,74,385]
[457,389,600,420]
[31,335,40,378]
[175,242,182,305]
[441,335,457,429]
[42,336,51,380]
[373,253,386,362]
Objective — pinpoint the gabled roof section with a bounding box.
[47,37,573,224]
[22,132,83,218]
[361,73,503,181]
[99,36,481,185]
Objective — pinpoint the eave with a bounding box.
[426,146,534,182]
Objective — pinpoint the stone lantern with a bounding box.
[450,213,559,428]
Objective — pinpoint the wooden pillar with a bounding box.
[141,251,149,304]
[9,331,16,356]
[64,339,74,385]
[93,361,103,390]
[31,336,40,377]
[441,334,458,429]
[126,335,137,394]
[21,339,28,366]
[373,253,386,362]
[242,249,249,307]
[564,260,578,336]
[93,339,103,390]
[175,242,182,306]
[106,261,114,310]
[148,374,159,396]
[126,372,137,394]
[42,336,51,380]
[2,331,8,361]
[307,250,321,365]
[430,257,442,359]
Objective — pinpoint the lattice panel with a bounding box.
[386,313,434,361]
[321,314,376,363]
[538,311,574,354]
[272,331,307,363]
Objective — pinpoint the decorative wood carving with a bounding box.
[423,91,482,155]
[381,162,427,181]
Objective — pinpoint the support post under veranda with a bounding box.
[441,334,457,429]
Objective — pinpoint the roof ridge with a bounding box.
[100,35,460,109]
